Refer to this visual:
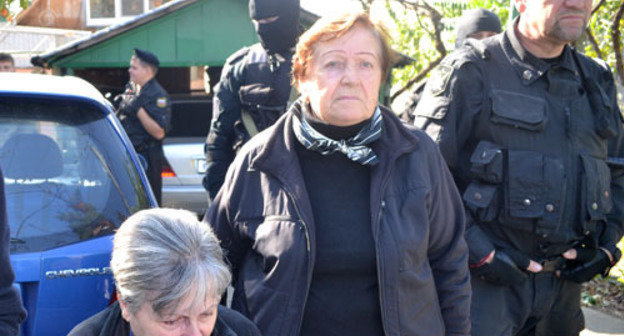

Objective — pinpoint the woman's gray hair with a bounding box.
[110,208,231,315]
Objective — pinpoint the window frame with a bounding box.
[85,0,151,27]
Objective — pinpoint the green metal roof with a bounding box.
[34,0,263,68]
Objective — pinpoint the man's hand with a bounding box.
[472,249,542,286]
[557,246,614,283]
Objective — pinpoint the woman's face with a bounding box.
[298,24,384,126]
[120,294,219,336]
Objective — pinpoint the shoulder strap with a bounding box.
[241,109,260,137]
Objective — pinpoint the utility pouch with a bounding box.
[463,182,499,223]
[579,154,612,234]
[505,150,565,234]
[470,141,503,184]
[239,84,286,132]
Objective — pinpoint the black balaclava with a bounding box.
[249,0,300,55]
[455,8,502,47]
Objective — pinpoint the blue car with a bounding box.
[0,73,156,336]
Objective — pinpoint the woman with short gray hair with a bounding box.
[68,208,261,336]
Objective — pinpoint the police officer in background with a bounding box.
[0,53,15,72]
[400,8,501,123]
[414,0,624,334]
[202,0,299,200]
[117,49,171,204]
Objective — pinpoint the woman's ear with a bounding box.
[118,296,132,322]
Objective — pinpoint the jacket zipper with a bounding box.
[374,160,396,336]
[375,199,390,336]
[281,185,313,335]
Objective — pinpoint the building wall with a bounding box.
[17,0,89,31]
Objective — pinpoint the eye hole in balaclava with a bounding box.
[249,0,300,55]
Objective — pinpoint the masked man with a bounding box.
[203,0,299,200]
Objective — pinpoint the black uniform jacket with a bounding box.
[117,78,171,149]
[67,302,262,336]
[204,43,293,198]
[205,104,471,336]
[414,25,624,265]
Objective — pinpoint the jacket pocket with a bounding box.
[239,83,271,106]
[469,141,503,184]
[580,154,613,233]
[239,84,285,131]
[463,182,499,223]
[505,150,565,232]
[490,90,547,131]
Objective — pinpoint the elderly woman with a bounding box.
[68,208,261,336]
[206,11,470,336]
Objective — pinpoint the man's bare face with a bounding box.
[522,0,592,43]
[0,61,15,72]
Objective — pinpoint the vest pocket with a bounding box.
[469,140,503,184]
[579,154,612,233]
[490,90,547,131]
[503,150,565,232]
[463,182,499,223]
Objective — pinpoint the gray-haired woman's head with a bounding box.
[111,208,231,316]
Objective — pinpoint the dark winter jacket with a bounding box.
[0,167,27,336]
[67,302,262,336]
[205,102,471,336]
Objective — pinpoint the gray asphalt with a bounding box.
[582,307,624,336]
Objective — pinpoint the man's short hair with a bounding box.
[0,53,15,65]
[133,48,159,75]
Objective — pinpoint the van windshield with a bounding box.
[0,98,151,253]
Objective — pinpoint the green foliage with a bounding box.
[0,0,29,22]
[580,0,622,72]
[388,0,512,96]
[386,0,624,105]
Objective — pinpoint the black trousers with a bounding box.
[471,271,584,336]
[137,143,163,205]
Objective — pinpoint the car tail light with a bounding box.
[162,160,176,178]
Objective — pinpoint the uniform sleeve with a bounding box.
[0,168,27,336]
[423,138,471,336]
[139,90,172,133]
[204,58,246,199]
[602,69,624,258]
[414,61,496,265]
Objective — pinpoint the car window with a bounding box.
[168,98,212,137]
[0,97,151,253]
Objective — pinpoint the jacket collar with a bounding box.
[213,312,238,336]
[249,101,420,196]
[501,17,578,86]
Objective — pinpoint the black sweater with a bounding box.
[296,117,384,336]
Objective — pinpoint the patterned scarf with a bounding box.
[292,102,383,165]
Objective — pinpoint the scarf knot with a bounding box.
[292,106,383,166]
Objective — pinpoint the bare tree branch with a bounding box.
[584,27,604,60]
[390,56,442,101]
[591,0,607,16]
[389,0,446,104]
[611,0,624,86]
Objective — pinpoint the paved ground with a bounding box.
[582,307,624,336]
